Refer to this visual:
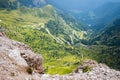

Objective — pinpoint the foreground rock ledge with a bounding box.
[0,33,120,80]
[0,33,44,80]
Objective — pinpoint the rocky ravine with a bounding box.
[0,32,120,80]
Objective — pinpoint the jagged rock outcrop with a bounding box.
[40,60,120,80]
[0,32,44,80]
[21,52,44,74]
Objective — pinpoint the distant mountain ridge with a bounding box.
[89,18,120,70]
[67,2,120,31]
[92,2,120,30]
[91,18,120,46]
[0,0,47,9]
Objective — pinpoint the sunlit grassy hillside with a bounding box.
[0,5,91,74]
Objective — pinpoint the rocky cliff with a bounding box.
[0,32,120,80]
[0,32,44,80]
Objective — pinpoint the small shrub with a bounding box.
[82,66,91,73]
[73,61,80,65]
[27,67,33,74]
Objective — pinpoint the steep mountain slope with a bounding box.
[0,4,87,44]
[91,18,120,46]
[90,18,120,70]
[0,3,89,74]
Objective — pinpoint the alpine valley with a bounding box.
[0,0,120,79]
